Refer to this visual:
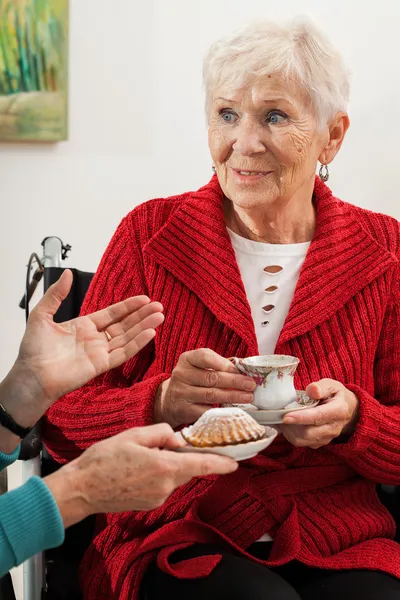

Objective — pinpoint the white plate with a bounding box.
[175,426,278,461]
[225,391,319,425]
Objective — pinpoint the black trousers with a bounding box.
[0,573,16,600]
[141,543,400,600]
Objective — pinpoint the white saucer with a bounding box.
[225,391,319,425]
[174,426,278,461]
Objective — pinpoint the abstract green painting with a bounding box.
[0,0,68,142]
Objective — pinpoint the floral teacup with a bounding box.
[229,355,299,410]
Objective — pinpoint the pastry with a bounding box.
[181,407,266,448]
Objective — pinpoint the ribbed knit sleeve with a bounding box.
[0,446,20,471]
[43,215,170,463]
[0,476,64,576]
[330,261,400,484]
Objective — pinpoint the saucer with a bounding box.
[225,391,319,425]
[175,426,278,461]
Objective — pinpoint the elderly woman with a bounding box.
[44,18,400,600]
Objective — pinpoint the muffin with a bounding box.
[181,407,266,448]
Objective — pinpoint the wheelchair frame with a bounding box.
[22,237,65,600]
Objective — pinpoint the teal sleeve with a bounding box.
[0,446,20,471]
[0,476,65,576]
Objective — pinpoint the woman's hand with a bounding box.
[18,270,164,400]
[153,349,256,428]
[280,379,359,449]
[45,423,238,526]
[0,270,164,449]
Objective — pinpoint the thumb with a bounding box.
[306,378,343,400]
[34,270,73,318]
[126,423,180,449]
[173,452,238,479]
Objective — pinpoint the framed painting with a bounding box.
[0,0,68,142]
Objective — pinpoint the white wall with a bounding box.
[1,1,400,595]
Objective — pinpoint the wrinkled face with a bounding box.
[208,74,329,209]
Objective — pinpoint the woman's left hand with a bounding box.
[280,379,359,449]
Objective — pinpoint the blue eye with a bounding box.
[267,111,287,124]
[220,110,237,123]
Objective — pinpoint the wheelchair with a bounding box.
[2,237,94,600]
[1,237,399,600]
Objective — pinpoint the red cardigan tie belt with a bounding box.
[136,463,357,578]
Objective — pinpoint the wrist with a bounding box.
[44,460,91,529]
[342,392,359,437]
[0,423,21,454]
[153,379,170,424]
[0,360,56,429]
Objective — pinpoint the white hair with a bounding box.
[203,17,351,127]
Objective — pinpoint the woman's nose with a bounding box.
[232,120,266,156]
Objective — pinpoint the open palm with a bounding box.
[17,270,164,402]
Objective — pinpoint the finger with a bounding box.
[282,396,348,426]
[106,301,164,339]
[170,451,238,480]
[162,433,186,450]
[88,296,155,331]
[280,422,342,447]
[89,295,153,331]
[179,404,213,425]
[108,328,158,368]
[167,403,212,428]
[125,423,177,449]
[184,349,239,374]
[306,379,343,401]
[180,366,256,392]
[184,385,254,406]
[108,311,165,351]
[304,422,343,443]
[33,270,73,318]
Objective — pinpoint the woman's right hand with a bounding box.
[44,423,238,526]
[153,349,256,428]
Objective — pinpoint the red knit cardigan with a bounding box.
[44,176,400,600]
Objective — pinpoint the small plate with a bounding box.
[226,391,319,425]
[175,426,278,461]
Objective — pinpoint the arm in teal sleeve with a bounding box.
[0,476,65,576]
[0,446,20,471]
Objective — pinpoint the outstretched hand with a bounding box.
[17,269,164,401]
[45,422,238,526]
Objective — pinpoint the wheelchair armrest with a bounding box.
[19,426,42,460]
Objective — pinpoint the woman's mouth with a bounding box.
[231,168,272,182]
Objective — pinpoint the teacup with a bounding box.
[229,355,300,410]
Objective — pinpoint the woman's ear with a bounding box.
[319,112,350,165]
